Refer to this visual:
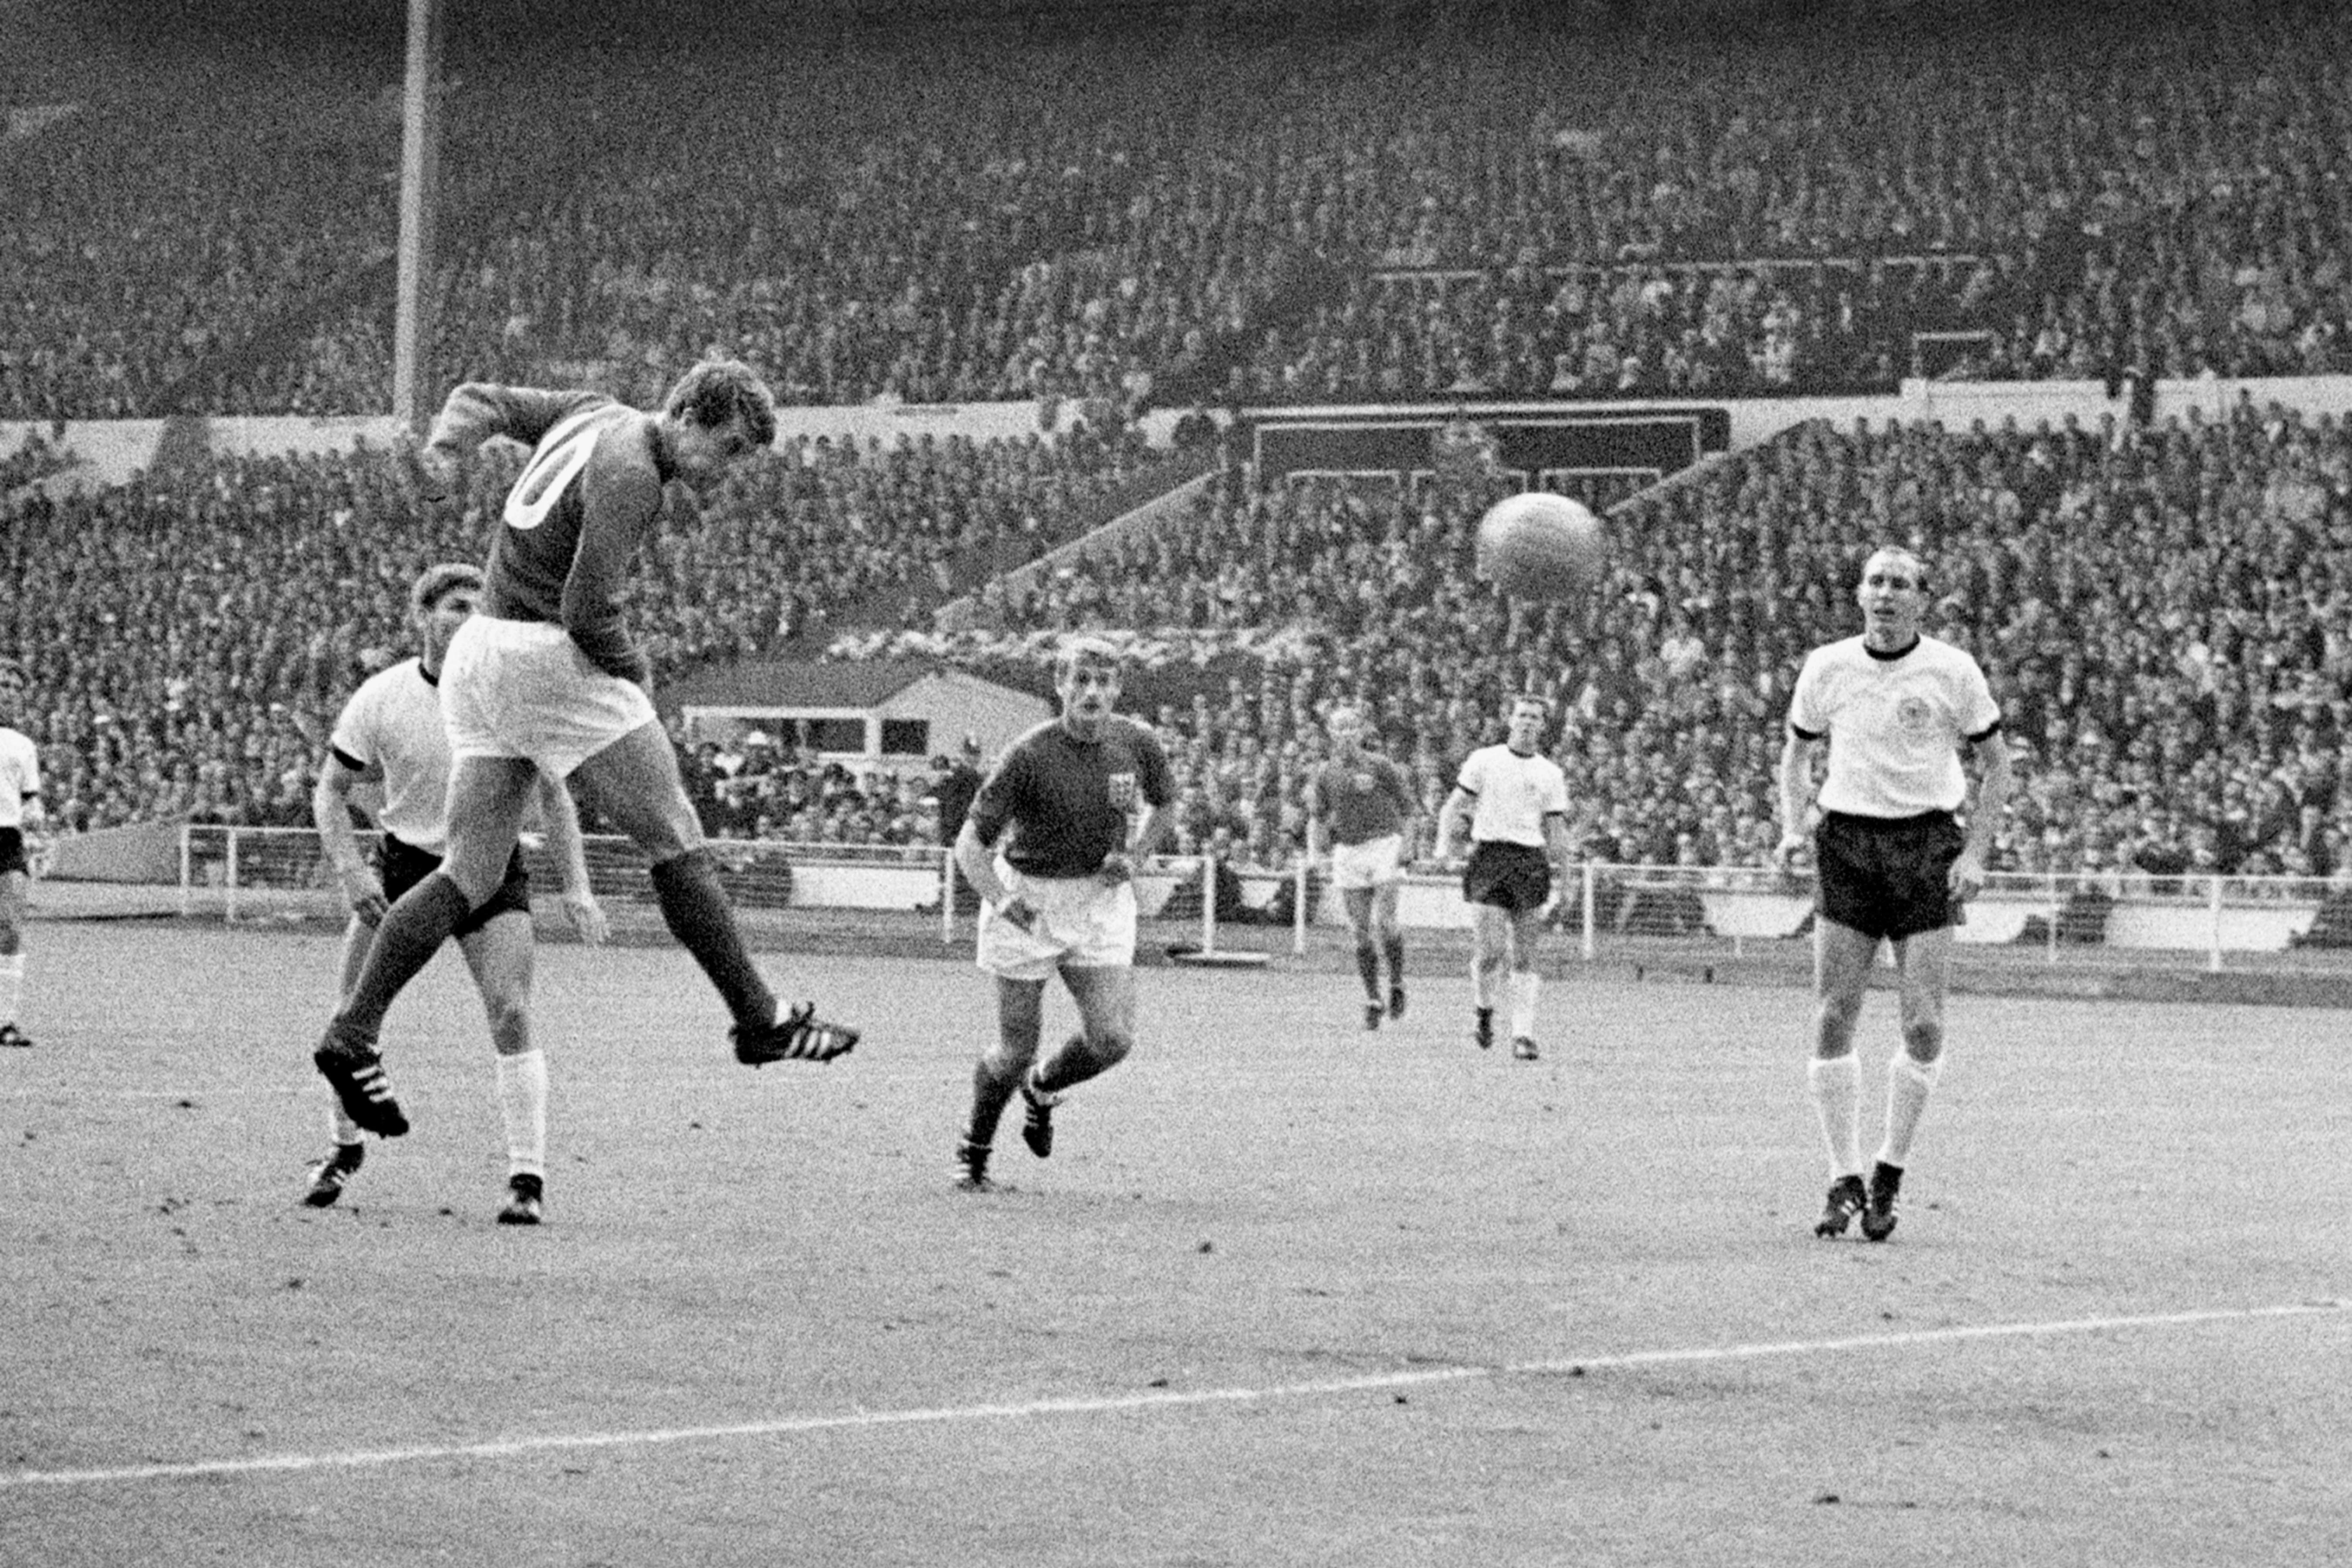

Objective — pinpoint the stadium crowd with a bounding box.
[849,399,2352,888]
[681,735,941,850]
[10,391,2351,886]
[0,423,1150,834]
[7,0,2352,902]
[11,2,2352,420]
[0,69,396,422]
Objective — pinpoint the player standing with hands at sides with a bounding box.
[1775,546,2010,1243]
[1435,694,1577,1062]
[1306,703,1419,1030]
[311,360,858,1144]
[0,659,43,1050]
[952,637,1173,1191]
[303,564,608,1223]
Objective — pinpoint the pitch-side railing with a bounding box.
[177,826,2350,972]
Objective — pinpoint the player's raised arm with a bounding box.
[417,385,607,505]
[426,385,604,465]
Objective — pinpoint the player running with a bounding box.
[951,637,1173,1191]
[1435,694,1579,1061]
[1306,702,1419,1030]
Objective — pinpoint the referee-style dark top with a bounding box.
[968,716,1173,879]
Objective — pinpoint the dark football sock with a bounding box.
[1033,1031,1114,1097]
[1355,940,1382,999]
[964,1057,1022,1149]
[649,848,775,1030]
[1384,933,1405,986]
[335,872,470,1038]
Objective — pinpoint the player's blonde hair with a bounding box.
[1860,545,1930,595]
[1053,634,1124,681]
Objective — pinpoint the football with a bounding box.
[1474,491,1607,599]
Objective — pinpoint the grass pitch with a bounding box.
[3,922,2347,1566]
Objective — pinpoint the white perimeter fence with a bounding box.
[166,826,2352,975]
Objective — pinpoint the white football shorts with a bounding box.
[440,615,658,779]
[1330,831,1406,891]
[975,865,1138,981]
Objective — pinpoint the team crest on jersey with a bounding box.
[1351,769,1378,794]
[1896,696,1935,733]
[1106,772,1138,809]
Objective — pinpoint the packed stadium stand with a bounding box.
[843,404,2352,883]
[3,0,2349,896]
[10,0,2352,420]
[0,426,1160,833]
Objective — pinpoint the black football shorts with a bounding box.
[1462,840,1552,914]
[375,835,533,938]
[1814,809,1965,942]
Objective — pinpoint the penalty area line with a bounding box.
[5,1297,2343,1490]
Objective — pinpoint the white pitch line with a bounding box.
[4,1297,2343,1491]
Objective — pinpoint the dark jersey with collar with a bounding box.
[425,385,673,685]
[968,716,1174,878]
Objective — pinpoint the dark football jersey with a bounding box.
[968,716,1174,878]
[1307,752,1415,846]
[426,385,672,684]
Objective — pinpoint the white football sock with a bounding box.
[0,952,22,1025]
[1471,956,1500,1012]
[328,1102,362,1146]
[496,1050,548,1178]
[1877,1053,1942,1169]
[1808,1055,1862,1178]
[1509,969,1541,1039]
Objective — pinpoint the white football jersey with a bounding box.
[0,727,37,829]
[1788,634,2000,817]
[1455,742,1570,847]
[329,660,452,854]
